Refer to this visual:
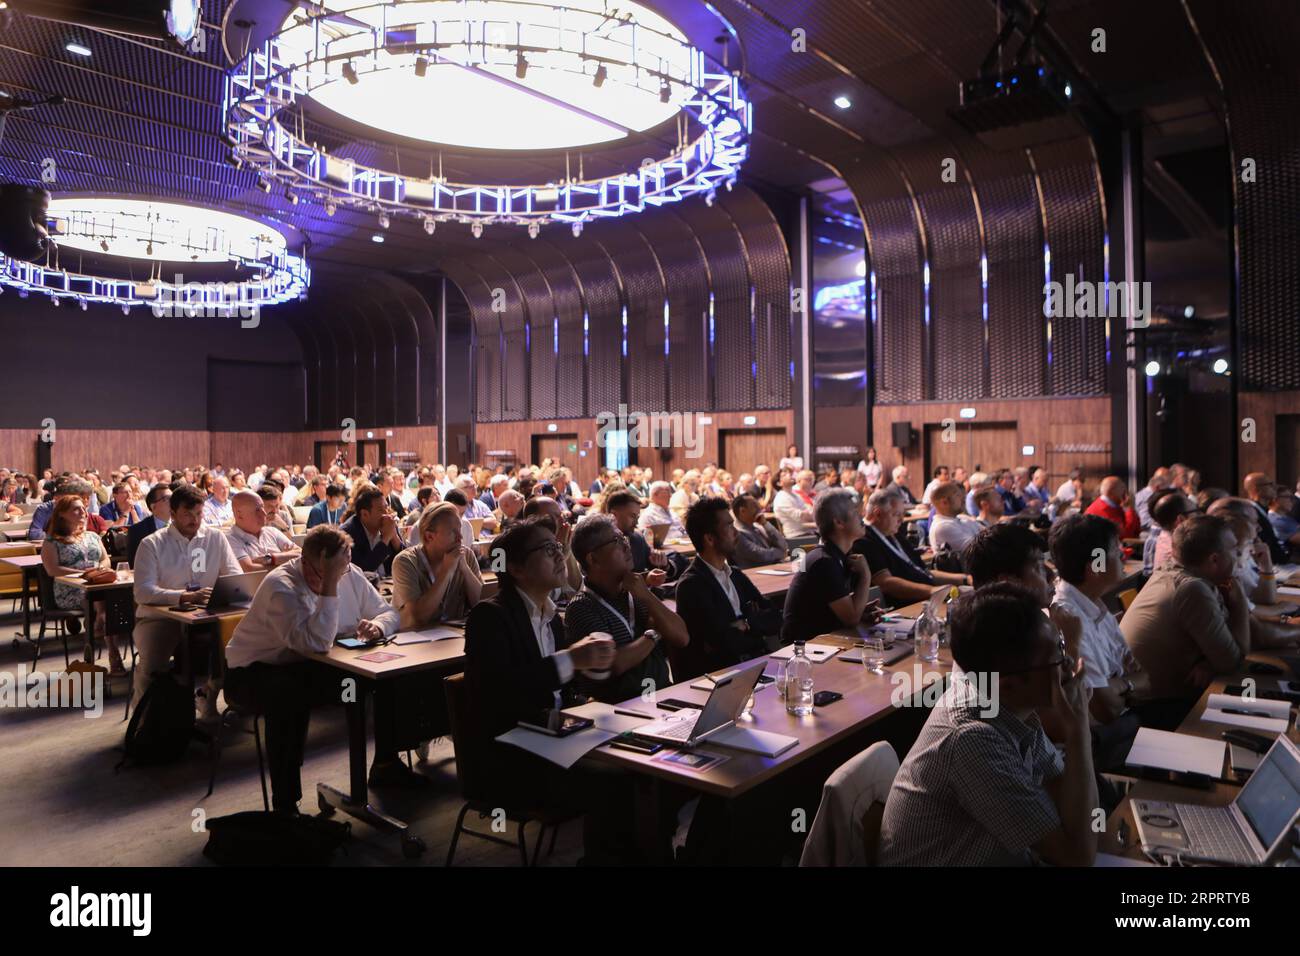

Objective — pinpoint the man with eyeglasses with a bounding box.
[565,514,689,703]
[879,583,1097,866]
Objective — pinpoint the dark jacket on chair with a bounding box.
[672,556,777,680]
[126,515,168,568]
[464,579,577,745]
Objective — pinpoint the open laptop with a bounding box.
[636,660,767,748]
[201,570,266,614]
[1132,734,1300,865]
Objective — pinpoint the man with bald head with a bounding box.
[1243,472,1289,565]
[228,491,300,573]
[1134,467,1170,531]
[494,489,526,531]
[1084,475,1140,539]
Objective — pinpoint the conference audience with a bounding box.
[781,489,876,643]
[202,475,234,527]
[41,495,122,673]
[730,493,790,568]
[132,484,242,714]
[126,484,172,567]
[227,491,300,572]
[1243,472,1289,566]
[1084,476,1140,538]
[391,502,483,629]
[638,481,686,541]
[340,487,404,575]
[879,583,1097,866]
[854,487,968,606]
[100,483,145,526]
[673,498,780,679]
[565,514,688,702]
[306,484,347,528]
[772,470,816,538]
[929,481,981,555]
[603,490,682,583]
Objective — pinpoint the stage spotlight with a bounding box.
[659,80,671,103]
[256,178,271,193]
[572,220,582,237]
[528,222,539,239]
[99,239,108,251]
[471,221,483,238]
[423,216,436,235]
[325,200,337,216]
[593,64,607,87]
[342,61,358,85]
[371,233,384,243]
[414,55,428,77]
[834,95,851,109]
[1144,360,1161,377]
[285,189,299,206]
[1213,358,1229,374]
[516,52,528,79]
[378,211,390,229]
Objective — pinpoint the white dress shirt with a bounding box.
[518,588,573,709]
[1052,579,1127,690]
[227,524,296,564]
[773,489,814,537]
[929,513,981,553]
[280,483,299,508]
[637,502,685,538]
[224,561,399,668]
[133,524,241,618]
[703,556,741,615]
[921,478,943,506]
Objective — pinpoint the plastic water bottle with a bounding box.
[915,599,942,663]
[784,641,814,716]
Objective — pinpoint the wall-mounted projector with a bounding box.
[949,65,1085,150]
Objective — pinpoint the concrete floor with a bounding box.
[0,611,583,867]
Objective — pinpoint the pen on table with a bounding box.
[614,708,655,719]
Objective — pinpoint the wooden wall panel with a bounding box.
[873,398,1112,495]
[1238,391,1300,487]
[474,411,793,490]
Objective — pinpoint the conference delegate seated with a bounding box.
[391,502,483,629]
[1047,515,1149,728]
[126,484,171,567]
[886,465,917,506]
[672,498,779,680]
[1206,498,1300,648]
[1120,514,1251,705]
[964,523,1053,605]
[227,491,300,572]
[257,481,295,533]
[1243,472,1290,567]
[565,514,689,703]
[929,481,981,555]
[781,489,877,644]
[132,484,242,714]
[223,526,406,813]
[306,483,347,528]
[603,490,684,583]
[463,520,644,863]
[340,487,404,575]
[878,584,1097,866]
[730,493,790,568]
[202,475,234,527]
[853,487,968,606]
[772,471,816,538]
[28,479,108,540]
[493,488,526,532]
[1083,475,1140,539]
[523,495,584,596]
[456,475,498,532]
[41,495,123,673]
[1268,490,1300,558]
[99,482,145,526]
[637,481,686,540]
[401,486,436,528]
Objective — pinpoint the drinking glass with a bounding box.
[862,636,887,675]
[116,561,130,581]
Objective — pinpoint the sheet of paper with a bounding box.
[1277,586,1300,598]
[1125,727,1225,777]
[495,726,616,769]
[770,643,839,663]
[753,568,795,576]
[392,626,462,645]
[1202,693,1292,733]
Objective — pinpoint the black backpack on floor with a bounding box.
[121,673,196,766]
[202,812,352,865]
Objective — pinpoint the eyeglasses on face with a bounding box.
[525,539,565,559]
[1000,635,1071,676]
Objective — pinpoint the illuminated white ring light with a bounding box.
[0,197,310,313]
[222,0,751,230]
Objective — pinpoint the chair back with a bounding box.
[36,562,59,609]
[469,517,485,539]
[218,612,247,647]
[799,741,900,867]
[1117,588,1139,611]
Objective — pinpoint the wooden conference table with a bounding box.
[1101,650,1299,862]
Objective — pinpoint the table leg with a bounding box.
[20,566,33,641]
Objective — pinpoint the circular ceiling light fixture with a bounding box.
[224,0,750,231]
[0,196,310,313]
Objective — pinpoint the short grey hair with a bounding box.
[649,480,673,497]
[865,487,903,516]
[815,488,860,539]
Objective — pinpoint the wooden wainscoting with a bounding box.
[1238,391,1300,487]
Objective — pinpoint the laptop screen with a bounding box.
[693,661,766,738]
[1237,738,1300,851]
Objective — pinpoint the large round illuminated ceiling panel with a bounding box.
[47,197,289,263]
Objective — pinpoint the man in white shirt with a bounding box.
[132,484,242,712]
[224,525,405,812]
[638,481,687,540]
[1045,515,1149,754]
[276,469,299,508]
[202,475,233,527]
[930,481,982,555]
[669,471,700,526]
[227,491,300,573]
[456,474,498,531]
[921,466,950,506]
[772,471,816,538]
[247,465,268,492]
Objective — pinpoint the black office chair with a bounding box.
[442,673,576,867]
[34,565,81,666]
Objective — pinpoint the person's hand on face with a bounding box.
[1049,604,1084,662]
[323,545,352,586]
[846,552,870,583]
[1052,652,1091,736]
[645,567,667,588]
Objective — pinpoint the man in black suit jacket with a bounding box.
[673,498,779,680]
[1244,473,1289,566]
[127,484,172,567]
[853,487,968,607]
[465,519,647,862]
[340,487,403,575]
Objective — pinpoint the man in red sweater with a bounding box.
[1085,475,1140,539]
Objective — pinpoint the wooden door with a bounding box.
[1277,415,1300,487]
[531,433,578,470]
[720,428,788,475]
[924,421,1018,478]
